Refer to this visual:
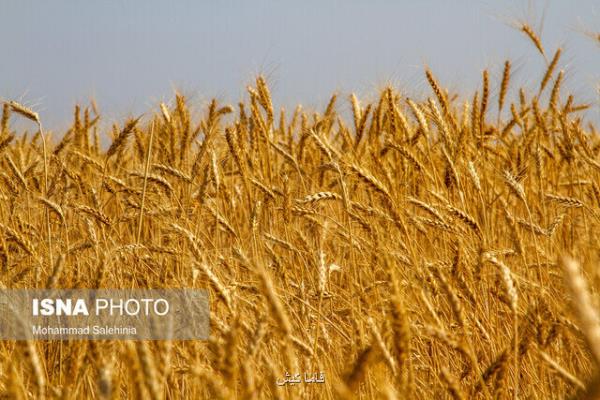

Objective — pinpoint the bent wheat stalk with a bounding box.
[7,101,52,276]
[137,121,155,244]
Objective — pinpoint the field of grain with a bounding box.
[1,34,600,399]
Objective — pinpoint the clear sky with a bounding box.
[1,0,599,132]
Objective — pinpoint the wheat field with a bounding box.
[1,33,600,399]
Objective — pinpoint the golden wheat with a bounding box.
[0,40,599,400]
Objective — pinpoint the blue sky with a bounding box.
[1,0,599,132]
